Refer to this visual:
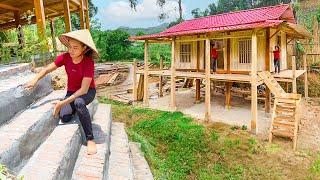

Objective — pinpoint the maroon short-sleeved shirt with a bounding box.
[54,53,95,92]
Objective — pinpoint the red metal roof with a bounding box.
[131,4,295,40]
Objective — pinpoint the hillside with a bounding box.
[118,23,169,36]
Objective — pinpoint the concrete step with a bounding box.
[0,63,31,78]
[72,103,112,180]
[107,122,134,180]
[0,70,52,125]
[18,99,99,180]
[129,142,154,180]
[0,90,65,173]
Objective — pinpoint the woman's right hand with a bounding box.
[24,79,38,90]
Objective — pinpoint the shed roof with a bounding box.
[131,4,309,40]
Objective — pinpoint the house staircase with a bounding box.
[258,71,301,150]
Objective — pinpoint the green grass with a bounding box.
[99,97,317,180]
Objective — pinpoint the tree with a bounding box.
[129,0,183,22]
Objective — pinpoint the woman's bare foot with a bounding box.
[87,140,97,155]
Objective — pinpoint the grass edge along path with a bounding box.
[99,97,319,180]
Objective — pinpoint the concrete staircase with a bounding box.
[0,63,153,180]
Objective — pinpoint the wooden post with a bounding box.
[170,38,177,110]
[133,60,138,101]
[79,0,85,29]
[195,40,201,103]
[265,28,271,113]
[14,11,24,47]
[85,0,90,30]
[143,41,149,106]
[225,82,232,109]
[159,58,164,97]
[63,0,72,32]
[304,54,308,98]
[226,35,232,109]
[49,19,57,54]
[251,30,258,134]
[292,56,297,93]
[34,0,46,40]
[205,39,211,122]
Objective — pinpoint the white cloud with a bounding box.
[102,0,186,27]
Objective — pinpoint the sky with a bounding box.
[91,0,218,30]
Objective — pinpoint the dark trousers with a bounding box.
[211,58,217,72]
[59,88,96,140]
[274,59,280,73]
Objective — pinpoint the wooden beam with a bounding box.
[14,11,25,46]
[34,0,46,40]
[0,3,20,11]
[303,54,308,98]
[85,0,90,30]
[265,28,271,113]
[205,39,211,122]
[79,0,85,29]
[251,30,258,134]
[292,56,297,93]
[49,18,57,53]
[170,38,177,110]
[159,58,164,97]
[63,0,72,32]
[143,40,149,106]
[133,60,138,101]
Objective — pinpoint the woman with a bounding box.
[24,29,98,155]
[273,45,281,73]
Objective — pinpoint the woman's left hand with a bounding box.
[53,101,64,118]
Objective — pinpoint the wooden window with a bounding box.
[180,43,191,63]
[238,39,252,64]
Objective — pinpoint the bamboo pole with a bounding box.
[251,30,258,134]
[170,38,177,110]
[205,39,211,122]
[143,41,149,106]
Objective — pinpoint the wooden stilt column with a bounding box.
[251,30,258,134]
[49,19,57,54]
[265,28,271,113]
[34,0,46,40]
[170,38,177,110]
[133,60,138,101]
[85,0,90,30]
[225,35,232,109]
[205,39,211,122]
[79,0,85,29]
[143,41,149,106]
[14,11,25,47]
[195,40,201,103]
[292,56,297,93]
[303,54,308,98]
[159,58,164,97]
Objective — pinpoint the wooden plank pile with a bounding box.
[94,63,129,89]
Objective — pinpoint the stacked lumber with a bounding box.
[94,63,129,89]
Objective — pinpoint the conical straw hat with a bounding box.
[59,29,99,59]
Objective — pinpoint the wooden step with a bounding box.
[274,116,295,122]
[271,129,294,139]
[273,121,295,128]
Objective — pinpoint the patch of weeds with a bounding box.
[210,131,220,142]
[311,154,320,176]
[241,125,247,130]
[248,137,258,154]
[231,126,240,131]
[224,138,241,149]
[266,144,282,154]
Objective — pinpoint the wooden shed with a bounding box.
[0,0,91,48]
